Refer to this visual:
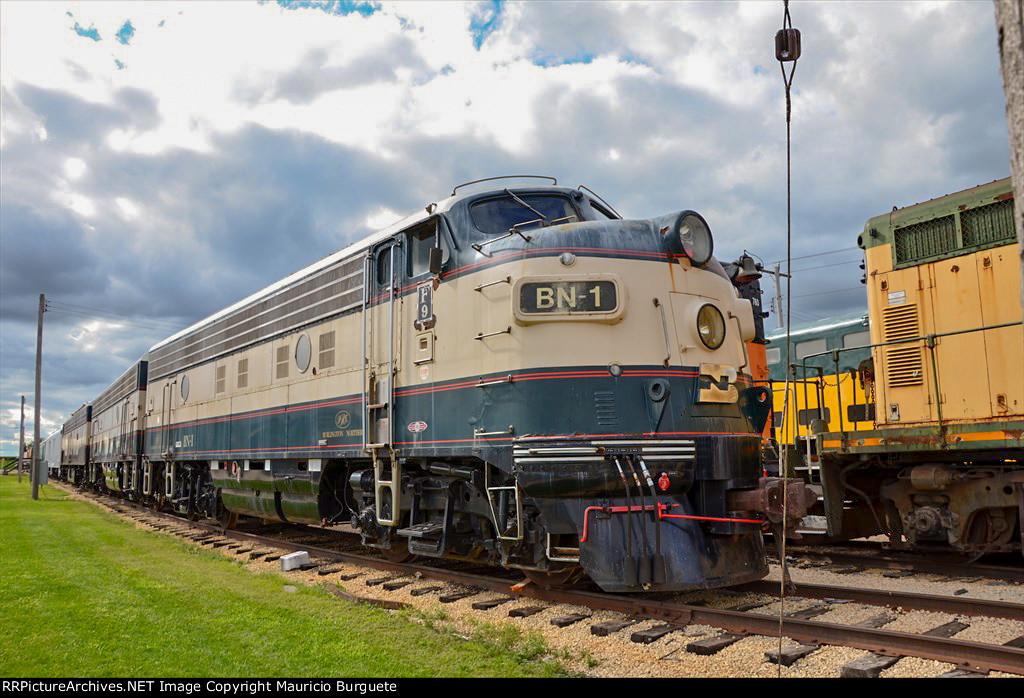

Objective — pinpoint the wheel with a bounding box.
[379,544,415,564]
[220,510,240,530]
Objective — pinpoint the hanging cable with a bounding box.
[774,0,800,678]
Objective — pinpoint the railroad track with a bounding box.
[68,485,1024,677]
[772,541,1024,585]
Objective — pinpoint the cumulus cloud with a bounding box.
[0,0,1011,452]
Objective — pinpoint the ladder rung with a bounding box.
[366,402,387,410]
[365,443,387,449]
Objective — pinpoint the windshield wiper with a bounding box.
[504,188,548,228]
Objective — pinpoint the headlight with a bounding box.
[697,304,726,349]
[677,211,713,265]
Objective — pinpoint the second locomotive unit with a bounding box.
[63,176,811,592]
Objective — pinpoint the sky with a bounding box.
[0,0,1013,454]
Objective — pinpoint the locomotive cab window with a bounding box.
[589,200,616,220]
[470,194,580,234]
[407,219,442,278]
[376,246,393,286]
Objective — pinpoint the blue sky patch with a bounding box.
[114,59,126,70]
[469,0,503,50]
[116,20,135,45]
[72,22,101,42]
[273,0,379,17]
[533,51,596,68]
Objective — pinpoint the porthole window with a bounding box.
[180,375,190,402]
[295,333,311,373]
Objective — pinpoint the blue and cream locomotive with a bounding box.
[62,176,810,592]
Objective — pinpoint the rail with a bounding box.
[74,487,1024,675]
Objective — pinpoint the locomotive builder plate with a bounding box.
[512,274,625,323]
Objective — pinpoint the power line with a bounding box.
[47,300,185,330]
[45,308,181,334]
[766,246,858,266]
[790,257,862,273]
[791,286,864,299]
[46,300,185,329]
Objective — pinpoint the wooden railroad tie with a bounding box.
[550,613,590,628]
[631,624,679,644]
[508,606,546,618]
[839,620,969,678]
[472,598,513,610]
[439,590,478,603]
[591,619,637,636]
[765,613,893,667]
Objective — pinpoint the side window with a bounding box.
[797,407,831,426]
[590,200,616,220]
[843,330,871,349]
[795,338,827,360]
[765,347,781,365]
[377,246,393,286]
[407,220,440,278]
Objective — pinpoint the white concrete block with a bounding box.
[280,551,311,571]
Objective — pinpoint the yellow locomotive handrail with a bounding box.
[790,319,1023,448]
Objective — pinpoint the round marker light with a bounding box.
[608,362,623,377]
[677,212,713,266]
[697,304,726,349]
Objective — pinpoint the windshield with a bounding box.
[469,194,578,234]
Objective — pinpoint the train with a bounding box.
[764,313,873,478]
[775,178,1024,553]
[56,176,813,592]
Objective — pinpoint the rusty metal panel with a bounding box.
[930,256,992,421]
[976,244,1024,419]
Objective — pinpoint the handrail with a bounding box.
[781,319,1023,447]
[452,175,557,196]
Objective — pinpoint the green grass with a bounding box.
[0,477,568,677]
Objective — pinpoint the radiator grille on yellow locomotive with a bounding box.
[881,303,923,387]
[893,215,956,265]
[960,198,1015,247]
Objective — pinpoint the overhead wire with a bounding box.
[45,308,185,335]
[47,300,186,331]
[765,246,858,266]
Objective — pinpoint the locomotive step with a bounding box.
[396,522,445,539]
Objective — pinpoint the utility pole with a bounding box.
[772,264,792,328]
[31,294,44,501]
[18,396,25,484]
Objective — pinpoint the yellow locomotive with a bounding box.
[805,178,1023,553]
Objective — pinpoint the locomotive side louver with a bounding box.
[319,331,336,370]
[881,303,923,387]
[275,346,289,379]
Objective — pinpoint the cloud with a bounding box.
[0,0,1012,452]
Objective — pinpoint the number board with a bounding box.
[519,280,618,315]
[414,282,434,330]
